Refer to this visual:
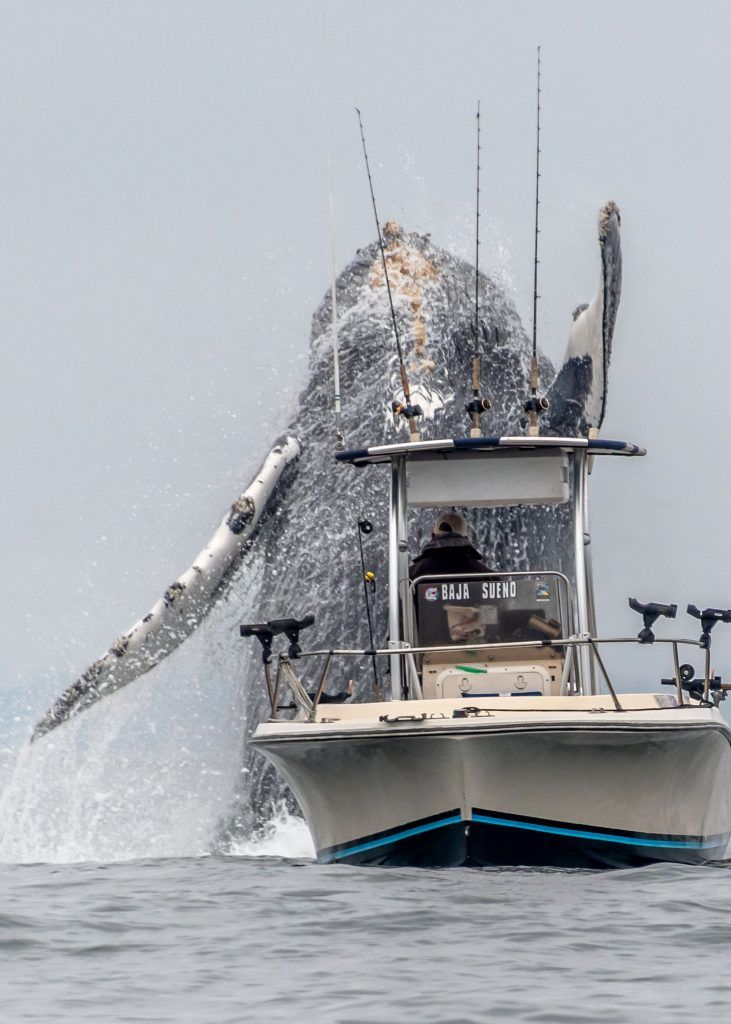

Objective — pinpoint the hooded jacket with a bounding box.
[409,535,490,581]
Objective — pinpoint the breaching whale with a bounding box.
[32,204,621,754]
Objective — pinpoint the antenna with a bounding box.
[524,46,549,436]
[355,108,421,442]
[328,154,344,450]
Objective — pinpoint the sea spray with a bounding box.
[0,617,247,863]
[223,801,315,860]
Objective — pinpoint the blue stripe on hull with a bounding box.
[470,813,722,850]
[318,810,463,865]
[323,815,462,861]
[318,810,730,869]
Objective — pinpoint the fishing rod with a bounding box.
[355,108,422,442]
[474,100,481,343]
[466,102,491,438]
[525,46,549,436]
[532,48,541,367]
[328,154,345,451]
[357,519,380,698]
[466,351,491,438]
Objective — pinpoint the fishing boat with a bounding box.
[29,73,731,869]
[244,434,731,867]
[241,88,731,869]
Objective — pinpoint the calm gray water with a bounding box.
[2,851,731,1024]
[2,690,730,1023]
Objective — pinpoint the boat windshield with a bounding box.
[412,572,570,649]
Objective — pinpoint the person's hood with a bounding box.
[412,536,485,560]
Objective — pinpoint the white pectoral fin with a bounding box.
[31,434,302,742]
[547,202,622,435]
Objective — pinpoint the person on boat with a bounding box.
[409,511,490,580]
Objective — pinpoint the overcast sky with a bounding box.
[2,0,730,716]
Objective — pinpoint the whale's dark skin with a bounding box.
[33,205,622,827]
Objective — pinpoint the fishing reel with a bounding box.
[520,395,549,435]
[661,665,729,706]
[465,397,492,416]
[521,354,549,435]
[628,598,677,644]
[522,394,549,418]
[392,400,423,423]
[392,399,423,443]
[524,395,549,415]
[465,352,492,438]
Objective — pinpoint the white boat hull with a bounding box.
[252,697,731,868]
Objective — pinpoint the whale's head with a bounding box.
[300,225,553,451]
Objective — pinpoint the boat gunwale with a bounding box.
[251,712,731,747]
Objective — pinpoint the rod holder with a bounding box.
[240,614,315,662]
[628,598,677,644]
[687,604,731,650]
[239,623,275,664]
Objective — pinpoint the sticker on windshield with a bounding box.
[424,586,439,601]
[536,581,551,602]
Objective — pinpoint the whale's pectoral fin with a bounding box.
[31,434,302,743]
[546,202,622,436]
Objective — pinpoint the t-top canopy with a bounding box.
[335,435,646,468]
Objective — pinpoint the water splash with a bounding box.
[0,620,247,863]
[225,803,315,860]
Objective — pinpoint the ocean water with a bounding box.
[2,674,730,1023]
[2,810,731,1024]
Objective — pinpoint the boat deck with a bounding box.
[252,693,726,743]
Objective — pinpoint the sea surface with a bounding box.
[2,679,730,1024]
[2,815,731,1024]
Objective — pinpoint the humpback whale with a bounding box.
[32,204,622,777]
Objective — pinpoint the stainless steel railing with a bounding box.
[258,634,710,721]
